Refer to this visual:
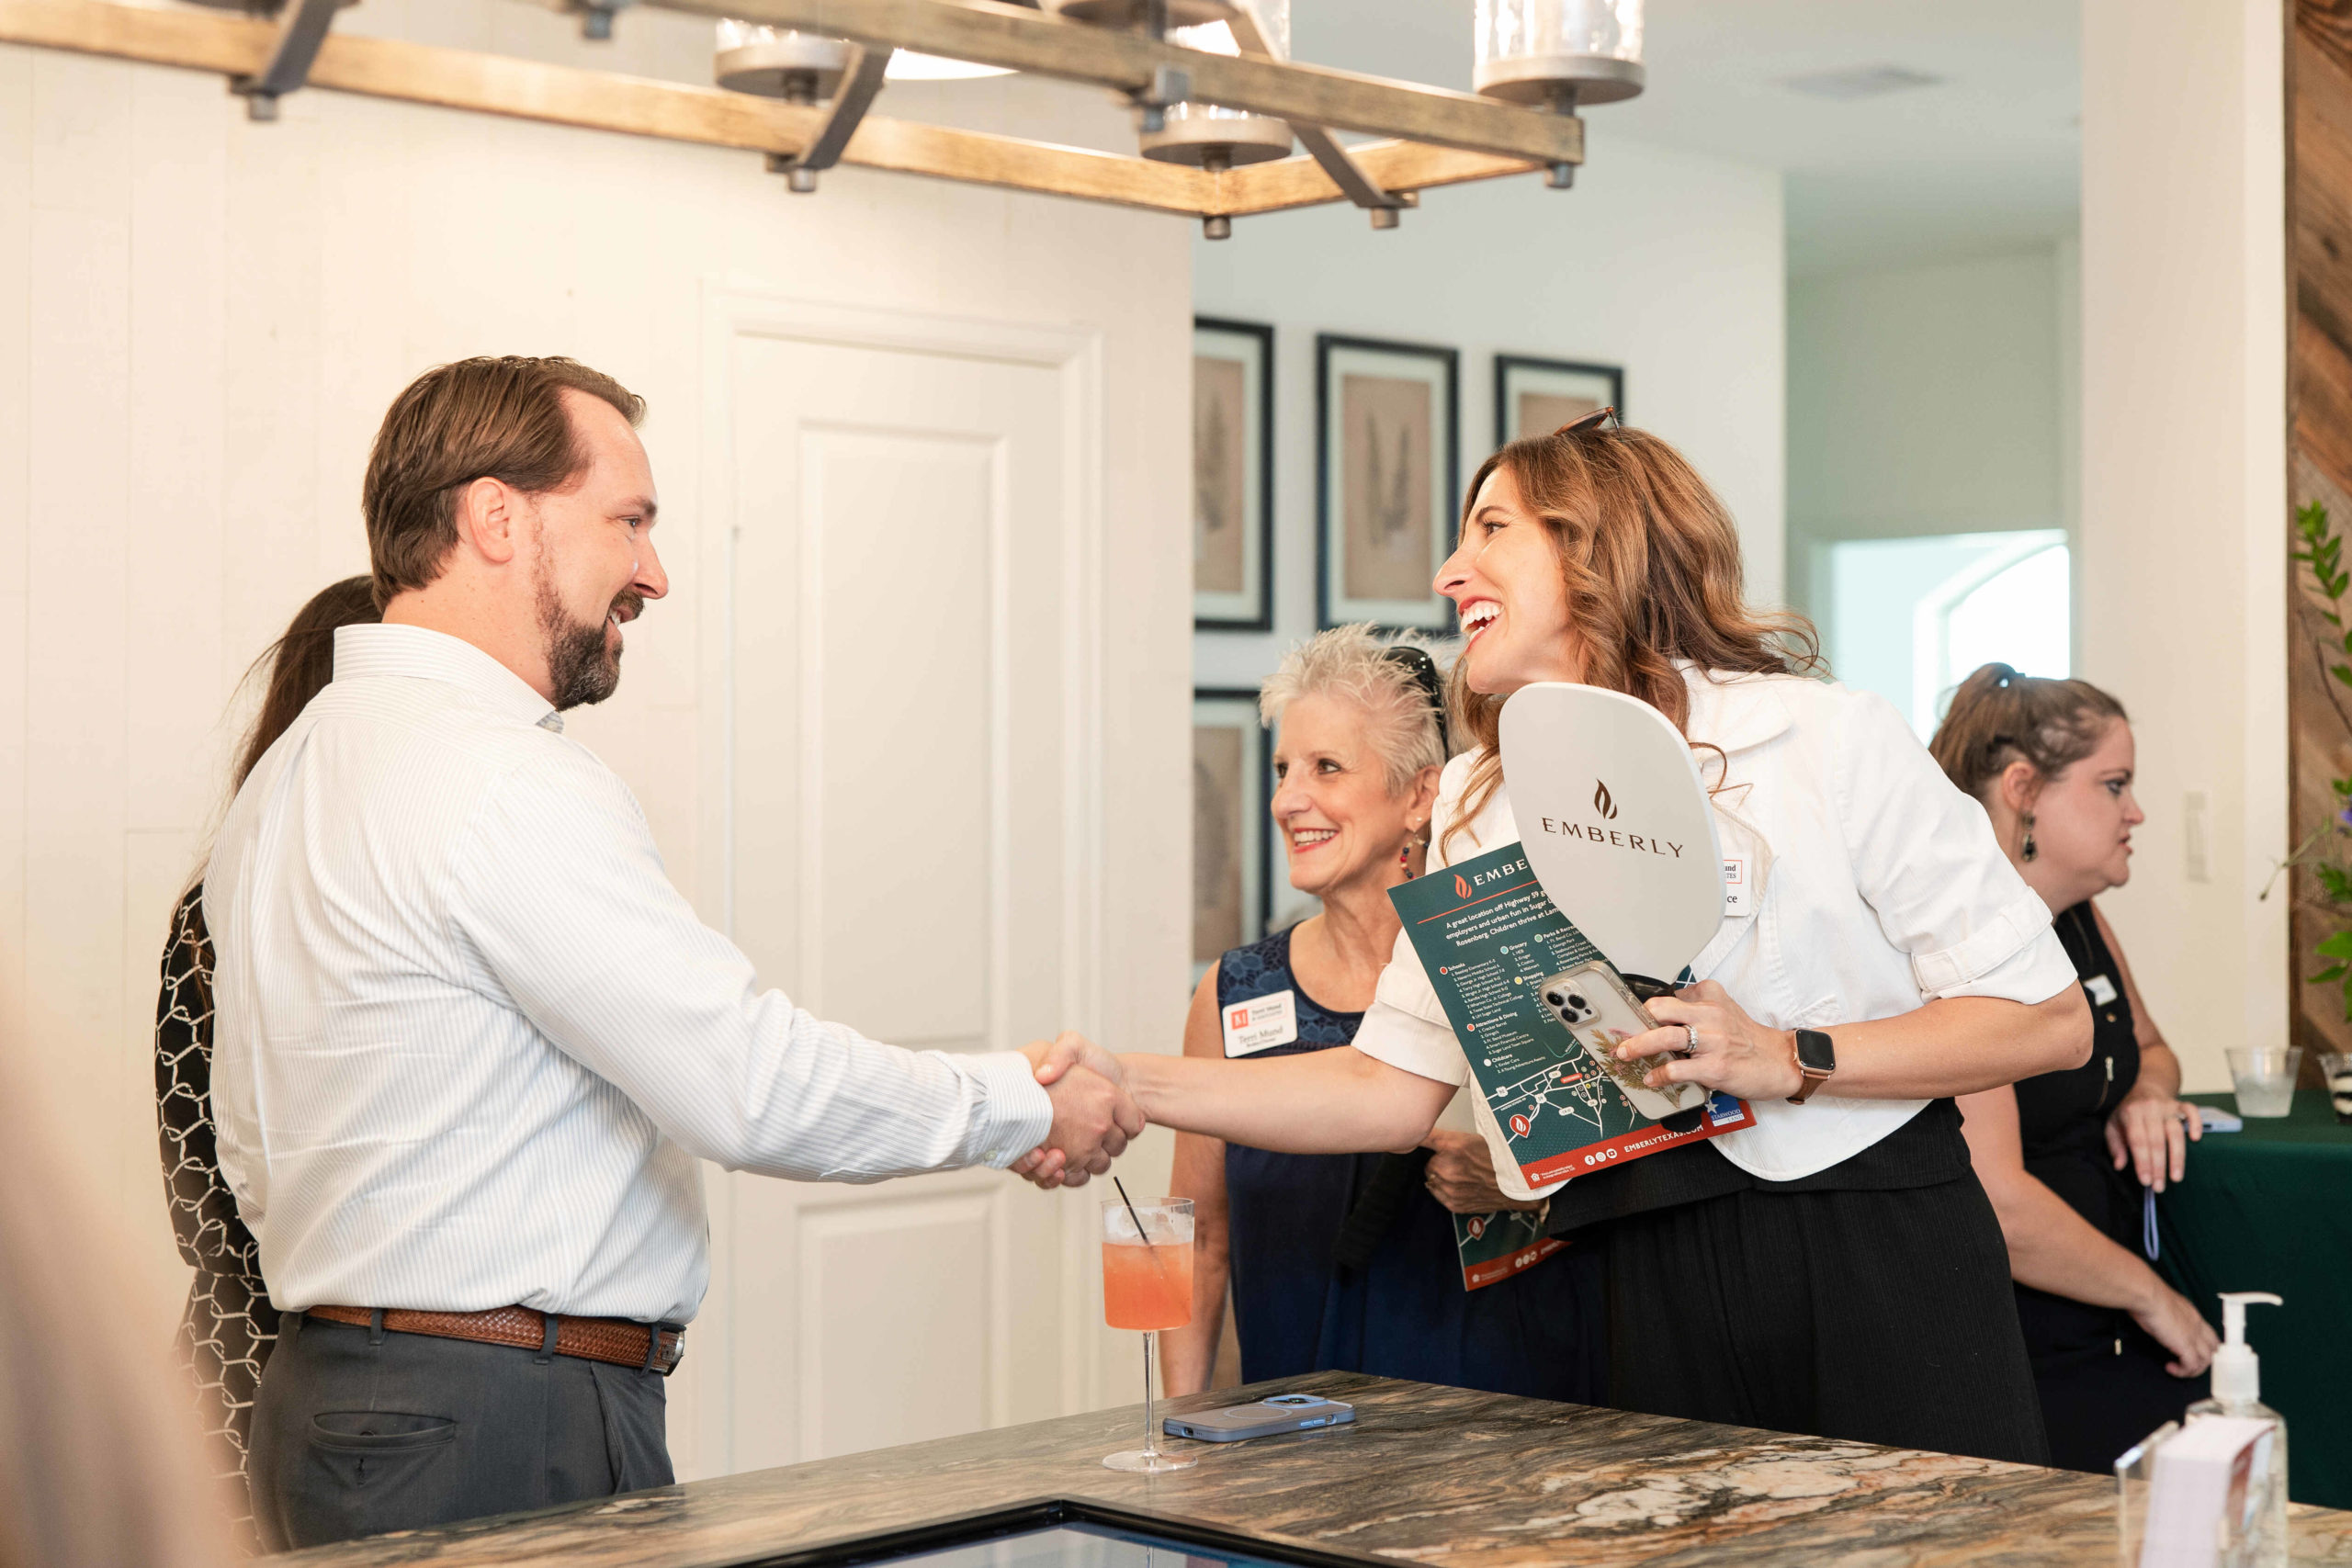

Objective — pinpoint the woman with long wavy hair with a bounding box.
[1056,415,2092,1460]
[156,576,380,1546]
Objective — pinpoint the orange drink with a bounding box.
[1102,1235,1194,1330]
[1100,1194,1198,1472]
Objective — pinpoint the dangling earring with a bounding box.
[1401,820,1425,872]
[2020,812,2038,863]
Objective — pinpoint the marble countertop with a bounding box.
[265,1373,2352,1568]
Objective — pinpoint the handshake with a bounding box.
[1011,1033,1142,1189]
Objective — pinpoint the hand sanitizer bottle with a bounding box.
[2187,1292,2287,1567]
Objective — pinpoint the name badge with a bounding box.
[2085,974,2119,1006]
[1722,856,1750,916]
[1222,989,1298,1056]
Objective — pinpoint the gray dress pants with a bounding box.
[249,1312,673,1551]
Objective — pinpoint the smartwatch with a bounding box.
[1789,1028,1836,1104]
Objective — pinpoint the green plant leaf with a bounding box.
[2316,930,2352,960]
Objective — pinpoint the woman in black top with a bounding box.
[157,576,379,1544]
[1930,663,2217,1473]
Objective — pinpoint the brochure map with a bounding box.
[1390,840,1751,1190]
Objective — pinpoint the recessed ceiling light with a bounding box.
[1781,65,1945,102]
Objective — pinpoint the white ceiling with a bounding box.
[1287,0,2081,277]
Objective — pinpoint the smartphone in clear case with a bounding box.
[1533,960,1707,1121]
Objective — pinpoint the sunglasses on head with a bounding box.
[1380,645,1450,754]
[1555,405,1622,436]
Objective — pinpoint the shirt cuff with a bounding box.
[1931,924,2080,1006]
[1351,1001,1471,1087]
[959,1050,1055,1168]
[1910,891,2056,997]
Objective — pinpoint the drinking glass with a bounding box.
[1101,1196,1196,1472]
[2323,1052,2352,1125]
[2227,1046,2302,1119]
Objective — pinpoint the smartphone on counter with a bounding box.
[1163,1394,1355,1442]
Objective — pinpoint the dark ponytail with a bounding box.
[231,576,381,791]
[1928,661,2130,804]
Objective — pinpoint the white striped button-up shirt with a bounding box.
[206,624,1053,1324]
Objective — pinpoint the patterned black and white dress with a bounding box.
[156,883,277,1549]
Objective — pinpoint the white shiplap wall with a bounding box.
[0,6,1192,1444]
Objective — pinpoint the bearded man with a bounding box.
[204,356,1138,1550]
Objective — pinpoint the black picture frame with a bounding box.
[1316,333,1459,634]
[1193,316,1276,632]
[1192,686,1276,971]
[1493,354,1624,448]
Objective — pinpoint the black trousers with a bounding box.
[249,1312,673,1552]
[1600,1174,2052,1466]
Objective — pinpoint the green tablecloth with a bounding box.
[2159,1090,2352,1507]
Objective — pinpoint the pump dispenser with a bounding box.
[2188,1292,2287,1566]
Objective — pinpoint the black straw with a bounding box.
[1112,1176,1155,1252]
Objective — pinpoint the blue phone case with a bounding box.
[1162,1394,1356,1442]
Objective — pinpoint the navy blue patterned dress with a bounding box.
[1216,927,1605,1401]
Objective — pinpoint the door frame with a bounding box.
[687,283,1110,1479]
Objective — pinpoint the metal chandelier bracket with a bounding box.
[0,0,1593,230]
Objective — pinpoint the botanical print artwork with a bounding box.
[1194,353,1249,595]
[1517,389,1600,442]
[1193,722,1245,961]
[1340,372,1435,603]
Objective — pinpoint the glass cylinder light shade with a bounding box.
[715,18,1011,96]
[1473,0,1645,107]
[1137,0,1295,168]
[714,20,851,101]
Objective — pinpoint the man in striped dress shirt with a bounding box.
[204,356,1141,1551]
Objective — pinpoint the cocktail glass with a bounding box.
[1101,1196,1196,1473]
[2322,1052,2352,1125]
[2227,1046,2302,1119]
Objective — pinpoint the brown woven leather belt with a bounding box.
[307,1304,684,1375]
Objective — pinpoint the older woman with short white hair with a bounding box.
[1159,625,1604,1402]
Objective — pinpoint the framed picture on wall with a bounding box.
[1194,318,1275,630]
[1495,355,1623,446]
[1317,333,1459,632]
[1193,688,1271,972]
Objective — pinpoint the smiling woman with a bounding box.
[1108,416,2094,1466]
[1158,625,1606,1404]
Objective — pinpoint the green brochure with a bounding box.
[1389,840,1753,1191]
[1451,1208,1565,1291]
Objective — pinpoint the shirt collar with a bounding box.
[334,624,565,733]
[1678,660,1792,755]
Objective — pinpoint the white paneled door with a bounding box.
[690,297,1105,1478]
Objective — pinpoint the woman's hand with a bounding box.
[2132,1281,2222,1377]
[1420,1130,1542,1214]
[1623,980,1804,1102]
[2107,1088,2200,1193]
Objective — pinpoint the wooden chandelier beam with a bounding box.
[644,0,1586,167]
[0,0,1545,218]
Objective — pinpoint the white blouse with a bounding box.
[1352,665,2080,1184]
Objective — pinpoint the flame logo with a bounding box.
[1453,874,1473,899]
[1593,779,1619,819]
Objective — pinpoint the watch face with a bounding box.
[1795,1029,1837,1074]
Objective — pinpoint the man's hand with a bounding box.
[1010,1033,1144,1190]
[1420,1130,1542,1214]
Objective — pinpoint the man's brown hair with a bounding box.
[362,355,645,610]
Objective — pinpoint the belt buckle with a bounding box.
[645,1320,686,1376]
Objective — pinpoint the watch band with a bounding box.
[1789,1027,1836,1105]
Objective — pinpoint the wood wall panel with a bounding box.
[2291,2,2352,1066]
